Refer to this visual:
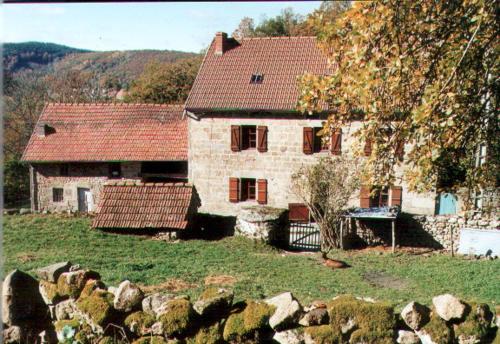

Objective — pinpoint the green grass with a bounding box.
[3,214,500,309]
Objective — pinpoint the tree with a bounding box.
[291,156,363,251]
[298,1,499,204]
[45,69,108,103]
[295,1,351,36]
[232,17,255,41]
[126,56,202,104]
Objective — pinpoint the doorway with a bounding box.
[78,188,94,212]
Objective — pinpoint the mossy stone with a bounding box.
[193,322,223,344]
[54,318,80,332]
[328,295,395,335]
[40,279,61,304]
[304,325,341,344]
[349,328,393,344]
[454,303,492,342]
[98,337,116,344]
[124,311,156,336]
[80,279,106,299]
[131,336,168,344]
[419,311,453,344]
[157,299,196,337]
[223,311,247,342]
[242,301,275,333]
[76,290,115,327]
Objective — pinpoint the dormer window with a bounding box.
[250,74,264,84]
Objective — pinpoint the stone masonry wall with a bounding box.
[353,212,499,251]
[188,114,436,217]
[33,162,142,212]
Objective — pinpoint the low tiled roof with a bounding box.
[185,36,329,112]
[92,182,194,230]
[22,103,187,162]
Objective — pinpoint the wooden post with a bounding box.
[340,218,344,250]
[391,219,396,253]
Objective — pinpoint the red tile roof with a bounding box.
[92,182,194,230]
[22,103,187,162]
[185,36,329,112]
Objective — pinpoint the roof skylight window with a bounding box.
[250,74,264,84]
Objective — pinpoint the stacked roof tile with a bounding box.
[22,103,187,162]
[185,36,330,112]
[92,182,194,230]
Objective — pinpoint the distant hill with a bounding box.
[3,42,90,73]
[3,42,200,90]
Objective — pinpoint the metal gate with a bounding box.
[289,222,321,251]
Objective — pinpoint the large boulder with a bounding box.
[304,325,341,344]
[223,300,275,342]
[273,329,305,344]
[299,308,329,327]
[2,269,48,326]
[265,292,303,331]
[193,287,234,318]
[75,290,116,333]
[124,311,156,336]
[113,280,144,312]
[401,301,430,330]
[39,280,61,305]
[157,299,196,337]
[142,293,176,317]
[35,262,72,283]
[397,330,421,344]
[432,294,467,321]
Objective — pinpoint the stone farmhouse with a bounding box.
[184,32,436,219]
[21,103,197,233]
[23,32,497,247]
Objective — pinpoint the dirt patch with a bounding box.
[352,246,439,255]
[363,271,409,290]
[17,252,36,263]
[204,275,238,286]
[139,278,198,294]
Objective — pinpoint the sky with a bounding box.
[3,1,322,53]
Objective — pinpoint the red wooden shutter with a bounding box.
[391,186,402,207]
[229,178,240,203]
[395,140,404,159]
[303,127,313,154]
[257,126,268,153]
[331,128,342,155]
[360,186,371,208]
[364,139,372,156]
[257,179,267,204]
[231,125,241,152]
[288,203,309,222]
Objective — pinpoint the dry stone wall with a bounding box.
[353,212,499,251]
[3,262,500,343]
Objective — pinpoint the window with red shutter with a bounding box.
[288,203,309,222]
[257,179,267,204]
[391,186,402,207]
[257,126,268,152]
[229,178,240,203]
[231,126,241,152]
[303,127,313,154]
[364,139,372,156]
[331,128,342,155]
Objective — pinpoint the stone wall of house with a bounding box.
[33,162,142,213]
[351,212,499,251]
[188,114,436,217]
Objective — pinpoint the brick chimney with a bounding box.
[214,32,228,55]
[36,123,54,137]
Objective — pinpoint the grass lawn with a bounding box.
[3,214,500,309]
